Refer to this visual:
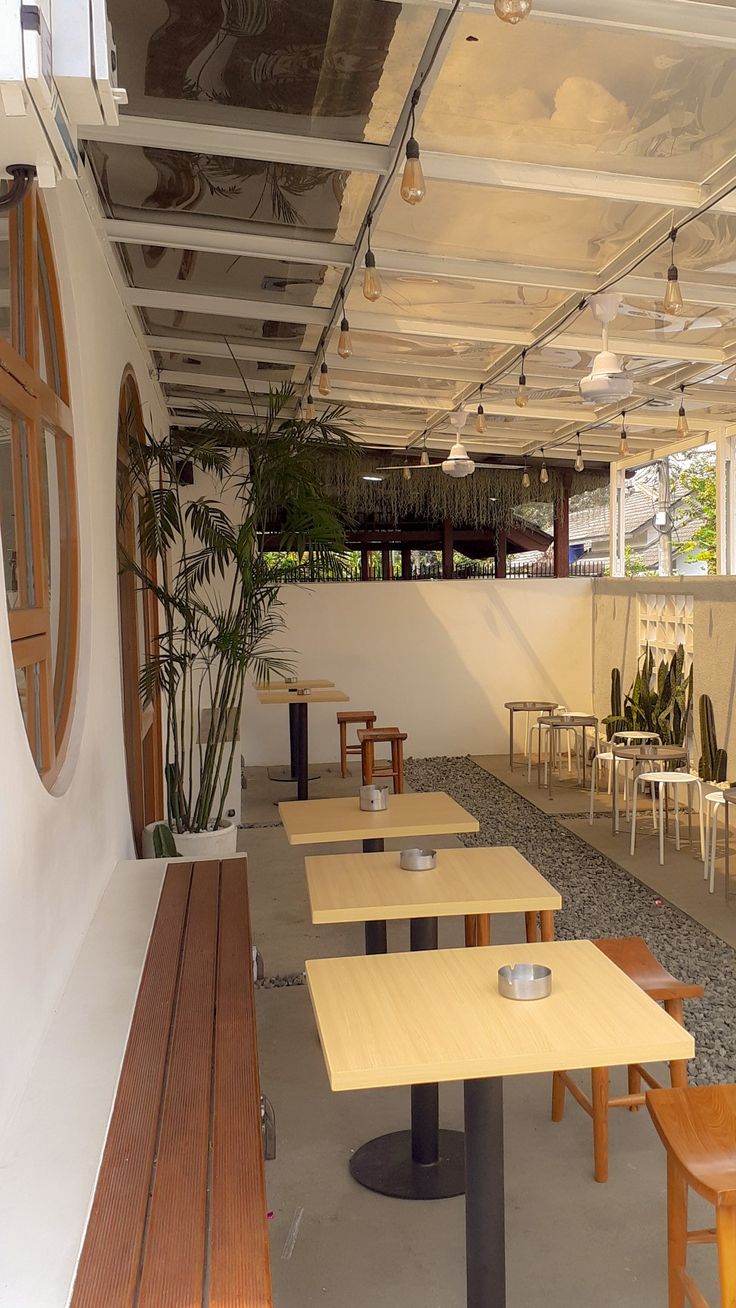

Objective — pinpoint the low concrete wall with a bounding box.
[243,578,594,766]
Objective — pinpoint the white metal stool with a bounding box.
[590,731,662,828]
[630,771,705,866]
[704,789,726,894]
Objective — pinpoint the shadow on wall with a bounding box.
[242,579,595,766]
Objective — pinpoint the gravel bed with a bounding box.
[405,755,736,1085]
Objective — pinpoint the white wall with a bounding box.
[0,179,168,1132]
[243,579,594,766]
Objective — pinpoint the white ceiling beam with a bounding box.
[530,0,736,46]
[147,336,306,367]
[107,219,352,268]
[161,371,453,409]
[83,117,391,174]
[126,287,330,326]
[107,218,736,308]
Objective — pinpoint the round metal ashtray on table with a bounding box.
[498,963,552,1001]
[295,687,311,696]
[399,848,437,871]
[359,784,390,812]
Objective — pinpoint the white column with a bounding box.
[609,461,626,577]
[716,425,736,575]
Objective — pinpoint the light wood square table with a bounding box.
[259,688,349,800]
[304,846,561,1201]
[307,939,694,1308]
[256,678,335,690]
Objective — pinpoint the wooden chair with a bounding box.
[337,710,376,778]
[552,936,704,1182]
[359,726,407,793]
[647,1084,736,1308]
[464,908,556,948]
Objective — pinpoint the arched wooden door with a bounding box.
[116,370,163,853]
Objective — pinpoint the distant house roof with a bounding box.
[570,485,657,546]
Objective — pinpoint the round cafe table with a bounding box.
[504,701,557,771]
[611,743,688,835]
[538,714,598,800]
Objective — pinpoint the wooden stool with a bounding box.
[551,936,704,1182]
[359,727,407,793]
[647,1084,736,1308]
[464,908,556,949]
[337,710,376,778]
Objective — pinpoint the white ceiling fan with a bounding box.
[375,413,525,480]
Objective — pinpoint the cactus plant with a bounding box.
[605,667,626,739]
[698,693,728,782]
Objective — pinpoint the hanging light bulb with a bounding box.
[475,384,487,434]
[522,464,531,489]
[419,443,430,467]
[619,412,629,457]
[495,0,533,22]
[319,360,330,396]
[400,92,426,205]
[515,350,528,408]
[362,216,382,302]
[305,387,316,421]
[574,436,584,473]
[337,293,352,358]
[539,447,549,484]
[676,385,689,437]
[664,231,684,316]
[403,464,412,482]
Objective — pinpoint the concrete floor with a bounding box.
[242,759,721,1308]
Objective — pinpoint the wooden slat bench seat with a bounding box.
[70,857,272,1308]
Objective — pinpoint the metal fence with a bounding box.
[275,557,607,583]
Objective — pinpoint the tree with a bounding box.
[672,450,717,573]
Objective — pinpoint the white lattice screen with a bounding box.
[637,593,694,667]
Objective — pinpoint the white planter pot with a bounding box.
[142,821,238,860]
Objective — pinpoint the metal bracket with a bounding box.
[0,166,36,212]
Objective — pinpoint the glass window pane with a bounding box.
[0,213,9,345]
[37,235,62,396]
[40,427,74,730]
[15,660,43,769]
[0,406,35,609]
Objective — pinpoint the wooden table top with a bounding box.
[256,678,335,691]
[257,689,349,705]
[612,744,687,762]
[279,791,480,846]
[504,701,558,711]
[305,846,561,923]
[306,939,694,1092]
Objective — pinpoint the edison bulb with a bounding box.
[540,461,549,485]
[619,432,629,457]
[319,362,330,396]
[401,139,426,205]
[475,406,486,435]
[362,251,382,302]
[664,269,684,315]
[305,393,316,421]
[574,447,584,473]
[337,317,352,359]
[677,405,689,438]
[402,465,412,482]
[495,0,532,23]
[515,377,528,409]
[419,448,430,467]
[522,468,531,489]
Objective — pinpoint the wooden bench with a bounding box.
[69,857,272,1308]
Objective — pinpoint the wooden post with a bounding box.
[381,545,393,580]
[360,548,371,581]
[496,531,507,579]
[554,472,572,578]
[401,543,412,579]
[441,517,454,579]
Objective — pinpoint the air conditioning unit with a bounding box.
[0,0,126,187]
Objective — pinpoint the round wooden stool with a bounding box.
[358,727,407,793]
[647,1084,736,1308]
[551,935,704,1182]
[336,710,376,778]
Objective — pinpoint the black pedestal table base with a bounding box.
[352,913,466,1199]
[266,764,320,783]
[349,1127,465,1200]
[362,837,387,953]
[465,1077,506,1308]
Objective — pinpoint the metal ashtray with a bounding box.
[498,963,552,1001]
[295,687,311,696]
[400,848,437,871]
[359,784,390,812]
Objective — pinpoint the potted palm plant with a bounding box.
[119,385,355,857]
